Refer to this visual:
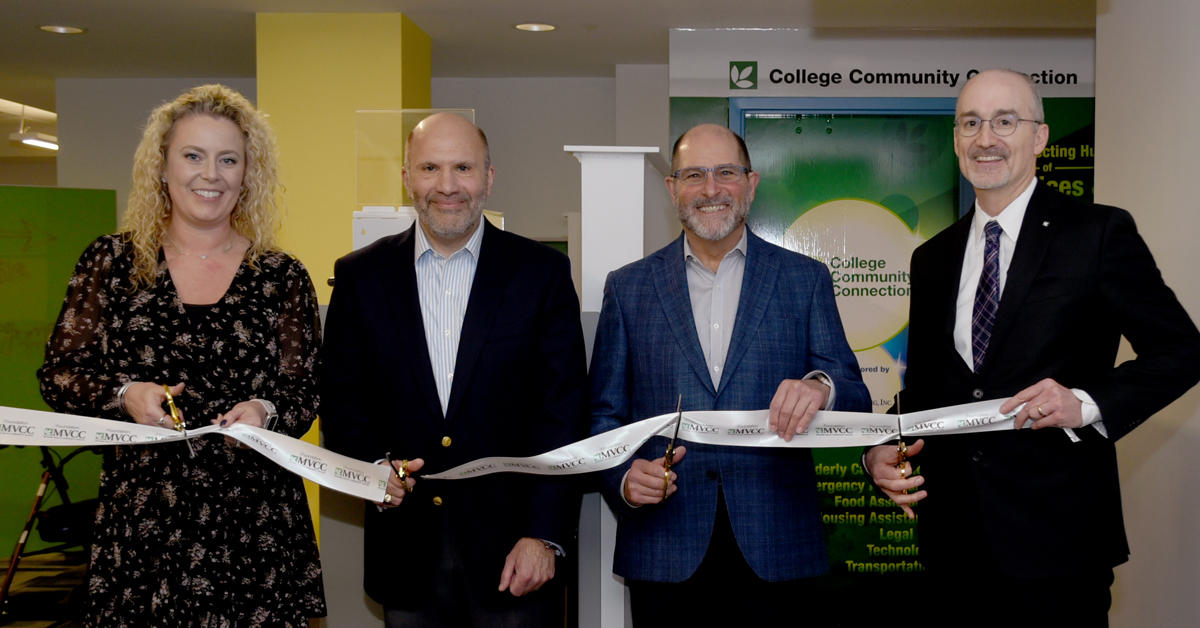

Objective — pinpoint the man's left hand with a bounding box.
[498,537,555,597]
[769,378,830,441]
[1000,378,1084,430]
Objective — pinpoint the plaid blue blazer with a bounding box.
[589,229,870,582]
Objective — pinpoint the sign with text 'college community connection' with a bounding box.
[671,29,1095,98]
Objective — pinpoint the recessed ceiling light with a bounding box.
[515,23,555,32]
[39,25,86,35]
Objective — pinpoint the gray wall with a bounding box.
[432,77,616,241]
[56,78,256,225]
[1097,2,1200,626]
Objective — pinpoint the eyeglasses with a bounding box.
[955,114,1043,137]
[671,165,752,186]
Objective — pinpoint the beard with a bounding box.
[963,146,1012,190]
[676,193,750,242]
[413,191,486,242]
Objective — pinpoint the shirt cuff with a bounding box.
[1072,388,1107,438]
[539,539,566,557]
[803,370,836,410]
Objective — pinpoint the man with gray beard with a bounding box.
[589,124,869,624]
[322,113,588,627]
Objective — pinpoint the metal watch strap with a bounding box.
[253,398,278,431]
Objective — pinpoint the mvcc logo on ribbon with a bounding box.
[729,61,757,89]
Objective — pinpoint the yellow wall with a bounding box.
[257,12,431,302]
[256,13,431,538]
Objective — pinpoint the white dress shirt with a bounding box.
[415,219,485,416]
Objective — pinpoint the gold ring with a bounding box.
[383,493,393,504]
[899,464,909,479]
[1037,405,1045,418]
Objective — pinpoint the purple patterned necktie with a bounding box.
[972,220,1002,372]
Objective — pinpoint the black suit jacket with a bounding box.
[901,182,1200,578]
[320,221,589,607]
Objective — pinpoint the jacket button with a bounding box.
[441,436,451,447]
[972,389,984,400]
[972,451,983,462]
[706,471,718,480]
[433,496,443,506]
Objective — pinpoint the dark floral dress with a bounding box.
[38,234,326,628]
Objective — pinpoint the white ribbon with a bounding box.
[0,405,391,502]
[1,398,1044,492]
[425,398,1034,480]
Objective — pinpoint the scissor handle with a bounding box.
[162,384,185,433]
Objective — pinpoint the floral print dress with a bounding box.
[38,234,326,628]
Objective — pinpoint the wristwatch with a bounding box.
[253,399,278,431]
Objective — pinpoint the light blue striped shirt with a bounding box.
[415,219,485,416]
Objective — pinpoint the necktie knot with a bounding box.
[984,219,1002,244]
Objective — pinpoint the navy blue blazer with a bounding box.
[321,221,589,607]
[590,229,870,583]
[901,182,1200,577]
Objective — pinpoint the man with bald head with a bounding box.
[322,113,588,626]
[590,124,870,623]
[866,70,1200,624]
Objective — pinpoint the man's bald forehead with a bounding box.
[957,69,1044,122]
[671,124,751,172]
[404,113,491,169]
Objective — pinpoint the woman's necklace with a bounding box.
[164,235,235,260]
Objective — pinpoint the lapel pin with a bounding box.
[1043,221,1050,227]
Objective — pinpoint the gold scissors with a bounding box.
[894,394,913,494]
[661,395,683,501]
[385,451,412,495]
[162,384,196,458]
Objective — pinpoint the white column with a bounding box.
[567,145,659,628]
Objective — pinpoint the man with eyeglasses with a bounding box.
[865,69,1200,625]
[590,124,870,624]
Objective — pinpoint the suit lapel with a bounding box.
[981,183,1058,373]
[719,230,777,393]
[444,222,510,423]
[383,226,445,420]
[650,235,716,396]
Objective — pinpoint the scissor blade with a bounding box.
[667,394,683,453]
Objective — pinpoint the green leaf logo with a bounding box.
[730,61,757,90]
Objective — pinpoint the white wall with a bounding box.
[432,77,615,241]
[1096,2,1200,626]
[615,64,679,256]
[616,64,670,165]
[56,78,256,224]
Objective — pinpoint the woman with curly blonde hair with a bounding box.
[39,84,326,627]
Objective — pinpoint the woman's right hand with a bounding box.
[124,382,186,429]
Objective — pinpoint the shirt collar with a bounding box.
[683,227,749,265]
[972,177,1037,244]
[414,216,486,263]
